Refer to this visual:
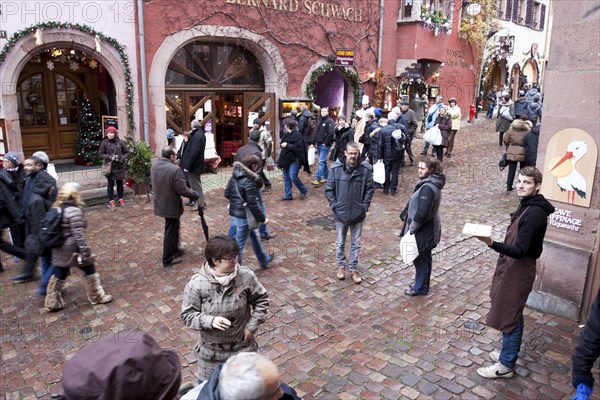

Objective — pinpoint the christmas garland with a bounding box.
[0,22,135,133]
[306,63,361,110]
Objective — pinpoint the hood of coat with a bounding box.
[528,102,542,111]
[526,88,539,97]
[510,119,533,131]
[300,110,313,119]
[416,173,446,191]
[520,193,555,216]
[32,170,56,197]
[232,161,260,181]
[530,125,541,136]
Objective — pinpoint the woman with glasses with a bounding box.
[399,159,446,296]
[181,235,269,381]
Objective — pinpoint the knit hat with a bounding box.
[3,151,20,165]
[62,332,181,400]
[253,118,262,126]
[32,151,49,164]
[105,126,117,134]
[166,128,175,140]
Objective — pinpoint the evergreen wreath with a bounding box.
[306,63,361,110]
[0,22,135,133]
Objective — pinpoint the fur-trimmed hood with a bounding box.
[232,161,260,181]
[510,119,533,131]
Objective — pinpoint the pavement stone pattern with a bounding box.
[1,118,597,400]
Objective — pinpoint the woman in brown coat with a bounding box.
[44,182,112,312]
[98,126,129,209]
[503,116,533,191]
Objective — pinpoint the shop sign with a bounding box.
[499,36,514,56]
[335,48,355,66]
[403,70,422,79]
[224,0,364,22]
[0,30,7,39]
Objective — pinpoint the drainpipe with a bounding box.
[137,0,150,144]
[378,0,384,68]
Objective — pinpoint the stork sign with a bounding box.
[541,128,597,208]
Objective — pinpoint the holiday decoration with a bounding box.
[373,68,386,108]
[70,61,79,71]
[74,98,103,165]
[35,29,43,45]
[306,63,361,110]
[46,60,55,70]
[0,22,135,133]
[420,6,451,35]
[88,59,98,69]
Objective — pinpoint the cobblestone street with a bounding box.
[1,118,596,399]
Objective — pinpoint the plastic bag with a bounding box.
[400,232,419,265]
[423,125,442,146]
[373,160,385,184]
[307,145,316,166]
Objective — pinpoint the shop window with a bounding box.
[55,74,84,125]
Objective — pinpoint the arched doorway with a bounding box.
[165,40,276,163]
[523,59,539,85]
[314,69,349,119]
[15,48,115,159]
[481,58,507,111]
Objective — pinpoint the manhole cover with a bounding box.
[463,320,480,330]
[307,215,336,231]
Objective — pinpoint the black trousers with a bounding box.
[163,217,180,264]
[259,165,271,188]
[506,161,525,190]
[383,159,402,192]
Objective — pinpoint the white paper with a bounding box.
[462,223,492,237]
[248,112,259,127]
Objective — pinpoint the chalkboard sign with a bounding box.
[101,115,118,136]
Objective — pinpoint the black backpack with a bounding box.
[40,205,71,249]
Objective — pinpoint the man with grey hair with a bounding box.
[181,120,206,210]
[192,352,301,399]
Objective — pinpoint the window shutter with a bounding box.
[512,0,520,22]
[525,0,534,26]
[505,0,513,20]
[540,4,546,30]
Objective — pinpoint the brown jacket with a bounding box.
[503,119,532,162]
[151,157,198,219]
[51,204,93,267]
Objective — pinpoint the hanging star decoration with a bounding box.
[46,60,55,70]
[88,59,98,69]
[70,61,79,71]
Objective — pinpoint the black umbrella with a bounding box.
[198,206,209,241]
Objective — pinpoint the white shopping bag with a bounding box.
[373,160,385,184]
[307,145,316,166]
[423,125,442,146]
[400,232,419,265]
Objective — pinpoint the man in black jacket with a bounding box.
[152,147,199,267]
[0,178,31,273]
[181,120,206,210]
[475,167,555,379]
[325,142,374,284]
[571,288,600,400]
[11,156,57,283]
[312,107,335,185]
[297,104,314,152]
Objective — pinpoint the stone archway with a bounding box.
[300,62,357,116]
[0,28,130,156]
[148,25,288,150]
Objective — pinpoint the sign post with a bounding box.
[335,48,355,67]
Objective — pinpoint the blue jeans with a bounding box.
[315,144,331,181]
[37,256,53,295]
[412,248,432,294]
[486,102,495,118]
[231,216,271,268]
[282,160,308,199]
[229,192,269,238]
[499,315,524,369]
[335,221,363,272]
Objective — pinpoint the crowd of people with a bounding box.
[1,86,595,400]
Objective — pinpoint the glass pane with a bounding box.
[66,77,76,91]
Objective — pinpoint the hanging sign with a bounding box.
[335,48,355,67]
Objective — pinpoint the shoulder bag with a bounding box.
[101,160,112,177]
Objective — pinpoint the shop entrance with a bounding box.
[16,48,113,159]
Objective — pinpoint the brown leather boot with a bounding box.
[44,275,66,312]
[84,273,113,305]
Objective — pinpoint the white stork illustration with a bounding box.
[549,140,588,204]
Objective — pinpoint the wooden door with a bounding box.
[18,67,88,159]
[243,92,276,145]
[166,91,215,133]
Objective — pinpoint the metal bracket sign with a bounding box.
[335,48,355,67]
